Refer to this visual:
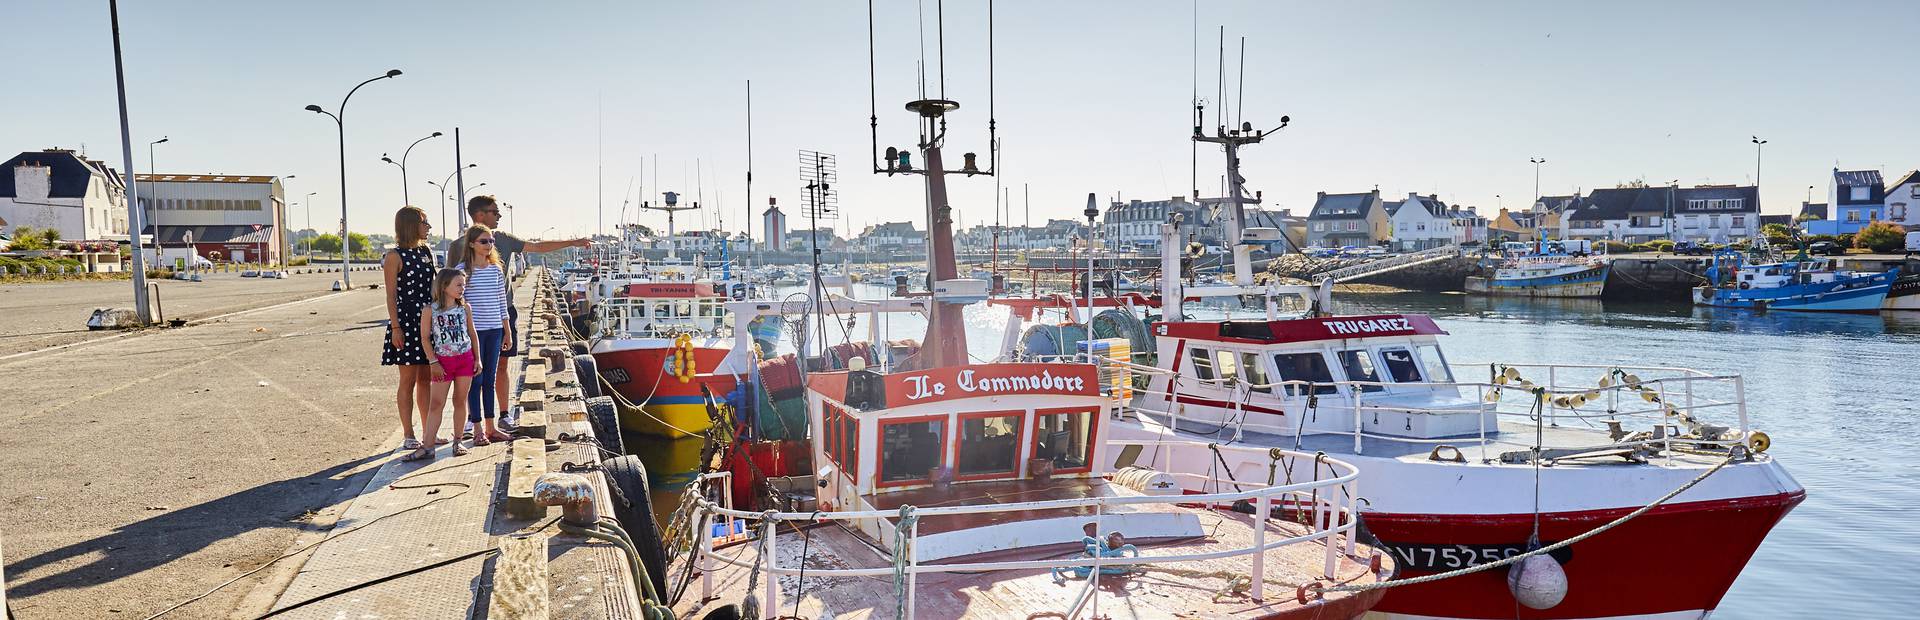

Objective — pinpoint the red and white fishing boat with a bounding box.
[1092,118,1803,619]
[672,94,1391,620]
[582,201,737,438]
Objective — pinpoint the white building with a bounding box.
[0,148,130,242]
[761,201,788,251]
[1885,170,1919,228]
[1385,193,1456,250]
[1449,207,1489,245]
[134,173,288,264]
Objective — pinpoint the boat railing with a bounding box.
[689,442,1363,617]
[1098,357,1752,459]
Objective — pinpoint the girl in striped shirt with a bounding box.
[457,224,515,445]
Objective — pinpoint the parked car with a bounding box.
[1806,241,1844,256]
[1672,241,1711,256]
[1907,231,1920,256]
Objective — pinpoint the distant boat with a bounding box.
[1465,254,1609,298]
[1693,252,1897,313]
[1884,273,1920,311]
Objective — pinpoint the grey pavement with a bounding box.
[0,286,414,619]
[0,267,368,357]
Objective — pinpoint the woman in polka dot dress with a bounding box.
[381,206,437,450]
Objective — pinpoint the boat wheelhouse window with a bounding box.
[1336,350,1384,392]
[823,404,859,479]
[1380,348,1423,383]
[1416,344,1453,382]
[1240,352,1271,393]
[1214,350,1239,380]
[878,416,946,485]
[1273,352,1338,395]
[674,300,694,318]
[1033,408,1095,473]
[956,412,1022,478]
[1190,347,1216,381]
[653,301,671,319]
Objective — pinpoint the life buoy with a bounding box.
[1738,282,1751,290]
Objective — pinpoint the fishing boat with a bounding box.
[1465,249,1610,298]
[669,86,1390,620]
[1694,250,1898,313]
[1885,272,1920,311]
[1087,117,1804,619]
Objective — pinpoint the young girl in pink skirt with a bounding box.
[408,268,480,461]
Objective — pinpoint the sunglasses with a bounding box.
[475,238,495,245]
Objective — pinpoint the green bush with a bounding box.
[1836,233,1856,248]
[1855,221,1908,252]
[1649,240,1675,252]
[1628,242,1655,252]
[1599,241,1633,254]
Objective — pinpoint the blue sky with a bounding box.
[6,1,1915,240]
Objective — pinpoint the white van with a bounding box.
[1906,231,1920,256]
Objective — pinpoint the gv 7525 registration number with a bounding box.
[1382,542,1572,572]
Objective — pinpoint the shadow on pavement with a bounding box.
[5,452,390,600]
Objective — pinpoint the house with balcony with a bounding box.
[1305,189,1386,248]
[1806,169,1886,236]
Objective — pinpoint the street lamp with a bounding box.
[147,136,168,261]
[304,191,317,256]
[427,163,477,235]
[460,182,489,209]
[305,68,402,287]
[380,131,441,207]
[1751,136,1767,192]
[1529,157,1547,203]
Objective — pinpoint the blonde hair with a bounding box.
[460,224,500,277]
[394,206,430,248]
[431,268,467,310]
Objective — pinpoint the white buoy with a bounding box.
[1507,554,1569,609]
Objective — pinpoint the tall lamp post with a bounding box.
[1529,157,1547,203]
[380,131,442,207]
[305,68,402,288]
[1751,136,1767,192]
[460,183,489,214]
[427,164,476,236]
[147,136,168,263]
[304,191,317,256]
[279,174,296,267]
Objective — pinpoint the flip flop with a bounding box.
[401,446,434,462]
[474,435,491,447]
[402,438,423,450]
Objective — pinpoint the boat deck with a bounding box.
[1147,413,1732,469]
[863,478,1111,537]
[670,501,1391,619]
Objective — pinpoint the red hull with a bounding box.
[1365,490,1804,619]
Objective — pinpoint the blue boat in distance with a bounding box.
[1466,240,1610,298]
[1694,250,1898,313]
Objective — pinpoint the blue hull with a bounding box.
[1695,270,1897,313]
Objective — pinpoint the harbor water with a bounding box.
[632,286,1920,618]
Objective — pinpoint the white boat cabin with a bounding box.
[594,281,730,339]
[801,361,1206,561]
[1150,314,1494,439]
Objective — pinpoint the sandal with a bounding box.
[453,443,471,457]
[402,437,422,450]
[401,446,434,462]
[473,435,491,447]
[484,430,513,443]
[433,437,450,446]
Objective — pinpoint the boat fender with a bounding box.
[1507,554,1569,609]
[1748,430,1771,454]
[584,396,623,455]
[673,334,696,384]
[573,354,603,399]
[1739,282,1751,290]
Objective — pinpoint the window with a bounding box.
[1688,199,1706,210]
[1336,349,1383,392]
[823,404,860,482]
[1312,222,1324,232]
[1851,186,1869,201]
[1894,204,1909,221]
[1847,210,1861,223]
[1273,352,1337,395]
[1033,408,1095,473]
[1346,221,1359,232]
[1190,347,1215,381]
[1380,348,1424,383]
[1726,199,1743,210]
[1731,215,1745,228]
[1240,352,1270,393]
[1214,349,1239,380]
[1911,186,1919,199]
[878,415,946,485]
[956,412,1021,479]
[653,301,671,319]
[1708,214,1721,227]
[1415,345,1452,382]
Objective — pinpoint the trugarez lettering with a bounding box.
[1321,317,1413,335]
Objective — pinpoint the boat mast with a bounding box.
[643,191,696,262]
